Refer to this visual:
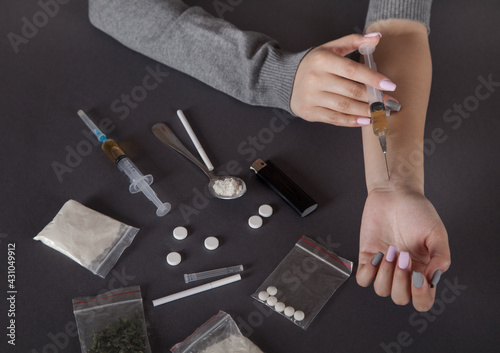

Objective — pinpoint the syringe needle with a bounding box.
[77,110,107,142]
[384,152,390,180]
[378,133,390,180]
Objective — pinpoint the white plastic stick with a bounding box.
[152,274,241,307]
[176,110,214,171]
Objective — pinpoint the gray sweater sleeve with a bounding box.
[365,0,433,33]
[88,0,432,113]
[88,0,308,113]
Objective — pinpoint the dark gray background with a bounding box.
[1,0,499,352]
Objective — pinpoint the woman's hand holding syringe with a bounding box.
[290,33,401,127]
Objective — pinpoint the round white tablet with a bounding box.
[258,291,270,301]
[204,236,219,250]
[173,226,188,240]
[284,306,295,317]
[259,204,273,218]
[266,296,278,306]
[266,286,278,296]
[166,252,181,266]
[248,215,263,229]
[294,310,305,321]
[274,302,285,313]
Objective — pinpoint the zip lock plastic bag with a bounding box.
[251,236,353,330]
[171,311,263,353]
[34,200,139,278]
[72,286,151,353]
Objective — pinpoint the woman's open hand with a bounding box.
[356,187,451,311]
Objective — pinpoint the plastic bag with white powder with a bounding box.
[34,199,139,278]
[171,311,263,353]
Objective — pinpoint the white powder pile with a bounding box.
[212,178,243,197]
[34,200,139,277]
[200,335,263,353]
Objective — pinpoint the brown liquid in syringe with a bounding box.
[371,108,388,136]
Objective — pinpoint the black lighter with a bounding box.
[250,159,318,217]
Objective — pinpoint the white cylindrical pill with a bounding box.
[274,302,285,312]
[173,226,188,240]
[266,296,278,306]
[258,291,270,301]
[166,252,181,266]
[248,215,263,229]
[284,306,295,317]
[204,236,219,250]
[294,310,305,321]
[266,286,278,296]
[259,204,273,218]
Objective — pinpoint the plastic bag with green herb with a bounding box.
[73,286,151,353]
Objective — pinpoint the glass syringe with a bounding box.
[77,110,171,216]
[359,43,390,180]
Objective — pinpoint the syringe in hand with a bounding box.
[359,43,390,180]
[76,110,171,216]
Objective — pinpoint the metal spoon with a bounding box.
[152,123,246,199]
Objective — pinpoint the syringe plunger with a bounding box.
[117,157,171,217]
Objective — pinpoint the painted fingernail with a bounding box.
[413,271,423,288]
[364,32,382,38]
[385,99,401,111]
[357,117,371,125]
[386,245,398,262]
[380,79,396,91]
[371,251,384,266]
[431,269,442,288]
[398,251,410,270]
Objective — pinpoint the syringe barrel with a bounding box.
[359,43,384,105]
[370,102,389,136]
[101,139,126,163]
[116,157,153,193]
[366,85,383,106]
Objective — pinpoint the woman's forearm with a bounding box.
[88,0,307,112]
[362,20,432,193]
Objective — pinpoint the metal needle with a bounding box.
[378,133,390,180]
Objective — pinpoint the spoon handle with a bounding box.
[152,123,212,177]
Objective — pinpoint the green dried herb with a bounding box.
[88,312,148,353]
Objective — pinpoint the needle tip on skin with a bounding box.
[384,152,390,180]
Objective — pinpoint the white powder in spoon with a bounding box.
[212,178,243,197]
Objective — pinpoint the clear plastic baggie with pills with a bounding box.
[251,236,353,330]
